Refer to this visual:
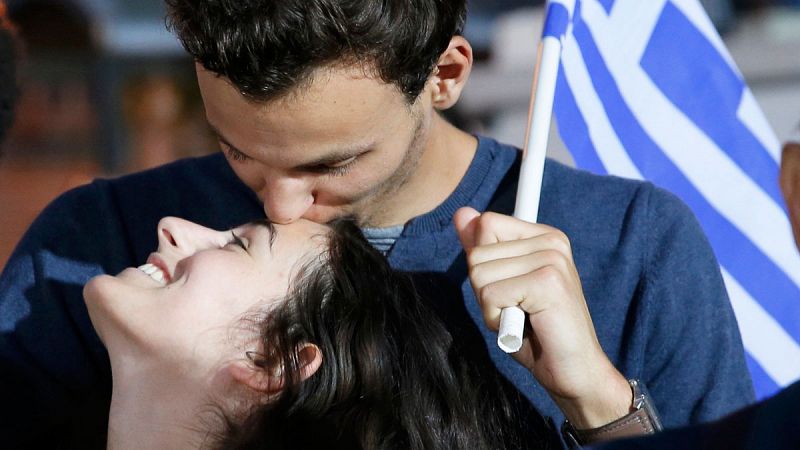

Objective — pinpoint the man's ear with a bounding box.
[228,343,323,395]
[429,36,473,110]
[780,142,800,248]
[781,142,800,200]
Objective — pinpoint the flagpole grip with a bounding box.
[498,32,563,354]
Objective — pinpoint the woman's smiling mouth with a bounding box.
[137,263,168,285]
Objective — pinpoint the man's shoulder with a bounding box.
[104,152,238,191]
[9,154,263,273]
[43,153,255,226]
[475,141,693,244]
[94,153,259,224]
[53,153,236,200]
[539,159,691,232]
[542,159,651,203]
[485,146,672,214]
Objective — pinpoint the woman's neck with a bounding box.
[106,362,226,450]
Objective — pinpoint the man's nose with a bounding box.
[260,176,315,224]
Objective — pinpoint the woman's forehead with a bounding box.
[236,219,330,249]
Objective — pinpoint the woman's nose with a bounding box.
[156,217,226,256]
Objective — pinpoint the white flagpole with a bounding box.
[497,0,573,353]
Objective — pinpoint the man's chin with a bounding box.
[297,207,359,225]
[263,201,377,226]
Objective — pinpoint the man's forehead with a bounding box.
[196,62,403,106]
[201,85,411,156]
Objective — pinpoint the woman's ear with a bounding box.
[429,36,473,111]
[295,343,323,381]
[228,343,323,394]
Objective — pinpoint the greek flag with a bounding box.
[544,0,800,399]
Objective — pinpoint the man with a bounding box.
[590,136,800,450]
[0,1,753,447]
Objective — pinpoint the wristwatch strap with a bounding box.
[568,407,656,445]
[561,379,662,447]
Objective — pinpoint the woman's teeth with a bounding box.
[138,263,167,285]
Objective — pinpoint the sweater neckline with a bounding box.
[402,135,503,236]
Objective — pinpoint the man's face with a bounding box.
[196,64,434,226]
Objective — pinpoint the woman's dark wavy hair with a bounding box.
[214,219,556,449]
[165,0,466,102]
[0,5,19,143]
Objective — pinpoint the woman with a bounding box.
[84,216,558,449]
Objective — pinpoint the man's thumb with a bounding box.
[453,207,481,250]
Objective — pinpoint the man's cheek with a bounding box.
[329,173,385,200]
[230,166,266,193]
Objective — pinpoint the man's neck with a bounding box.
[365,115,477,227]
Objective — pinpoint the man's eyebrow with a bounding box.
[209,122,371,168]
[208,124,243,153]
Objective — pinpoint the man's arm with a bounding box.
[452,179,754,440]
[0,182,130,447]
[453,207,635,431]
[633,184,755,427]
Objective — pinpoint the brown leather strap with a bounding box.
[572,408,656,444]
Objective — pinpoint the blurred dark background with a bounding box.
[0,0,798,268]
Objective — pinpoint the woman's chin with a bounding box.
[83,274,118,335]
[83,272,155,352]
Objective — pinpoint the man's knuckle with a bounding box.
[470,264,487,285]
[479,282,501,303]
[544,230,570,251]
[481,212,504,230]
[535,265,562,285]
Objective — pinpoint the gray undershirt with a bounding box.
[361,224,405,255]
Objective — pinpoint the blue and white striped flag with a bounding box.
[544,0,800,399]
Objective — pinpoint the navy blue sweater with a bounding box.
[0,136,753,446]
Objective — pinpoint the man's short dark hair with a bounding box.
[0,7,19,142]
[166,0,467,103]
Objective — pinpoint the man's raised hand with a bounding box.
[453,207,632,429]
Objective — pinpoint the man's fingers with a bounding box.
[472,212,568,246]
[478,268,569,330]
[454,209,571,251]
[453,207,481,250]
[469,250,569,292]
[466,232,573,267]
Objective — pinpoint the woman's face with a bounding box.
[83,217,329,375]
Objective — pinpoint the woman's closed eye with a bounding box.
[228,231,248,251]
